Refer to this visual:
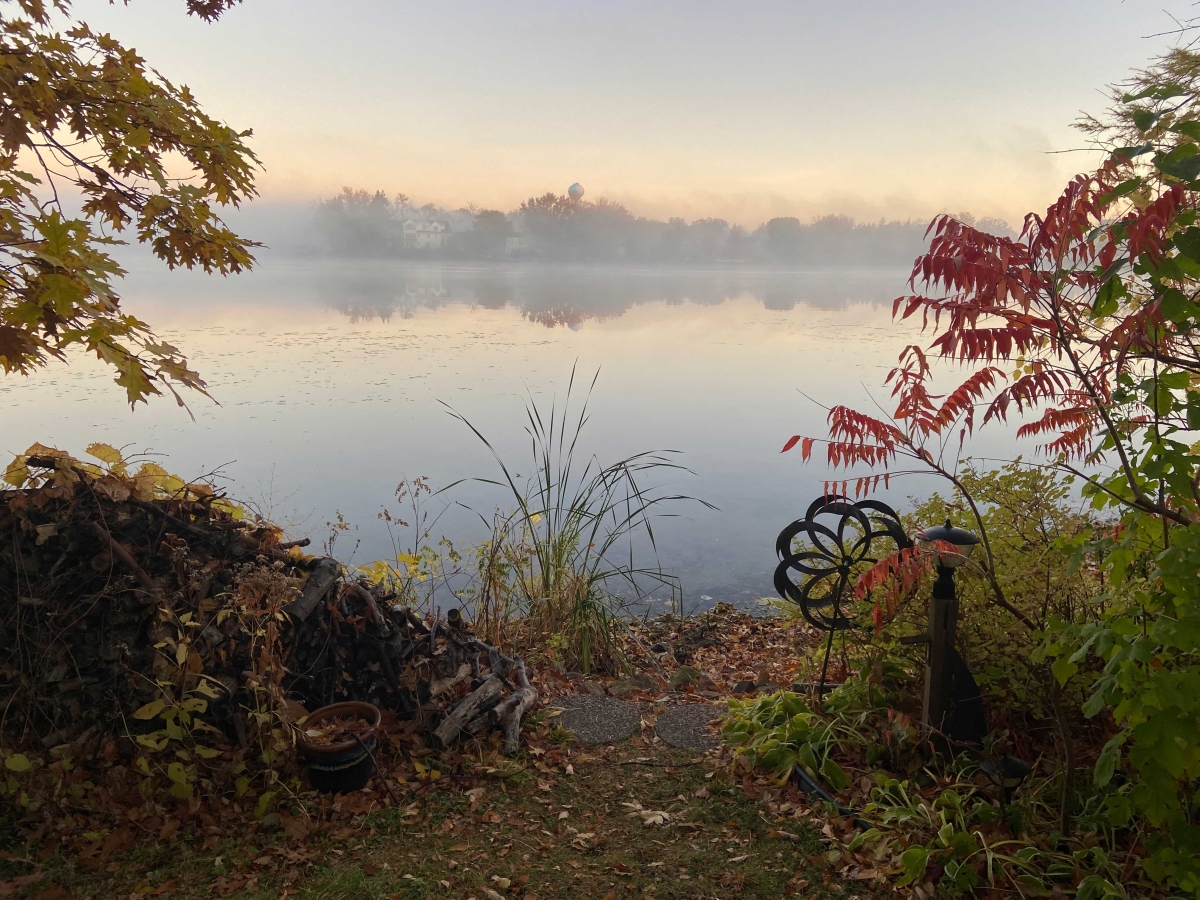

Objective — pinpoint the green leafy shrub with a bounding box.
[782,45,1200,899]
[723,687,1131,897]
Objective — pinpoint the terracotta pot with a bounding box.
[297,701,381,794]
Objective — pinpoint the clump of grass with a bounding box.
[444,366,710,675]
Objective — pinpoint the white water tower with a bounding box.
[568,183,585,201]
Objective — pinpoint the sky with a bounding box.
[81,0,1196,227]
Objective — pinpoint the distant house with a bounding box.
[402,219,451,250]
[505,235,533,256]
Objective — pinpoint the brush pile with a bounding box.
[284,567,538,754]
[0,445,536,763]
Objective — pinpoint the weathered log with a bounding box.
[429,641,538,755]
[285,557,342,622]
[86,521,159,602]
[430,662,472,699]
[351,583,392,637]
[494,658,537,756]
[433,675,503,747]
[225,529,318,567]
[128,497,222,546]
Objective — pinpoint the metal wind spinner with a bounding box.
[774,496,913,686]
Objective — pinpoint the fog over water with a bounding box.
[3,256,1022,610]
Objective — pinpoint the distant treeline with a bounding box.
[312,187,1015,265]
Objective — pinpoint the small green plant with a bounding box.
[357,477,462,614]
[723,688,1134,897]
[723,692,854,790]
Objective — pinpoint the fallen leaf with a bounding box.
[280,814,310,841]
[35,884,75,900]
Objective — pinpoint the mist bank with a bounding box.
[305,188,1017,266]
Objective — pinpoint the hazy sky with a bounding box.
[84,0,1192,226]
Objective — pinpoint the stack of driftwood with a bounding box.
[0,452,536,758]
[284,565,537,753]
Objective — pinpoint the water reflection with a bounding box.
[316,264,903,326]
[8,257,929,608]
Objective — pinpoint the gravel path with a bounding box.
[556,694,641,745]
[655,704,722,751]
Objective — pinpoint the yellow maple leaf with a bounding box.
[3,457,28,488]
[84,442,124,467]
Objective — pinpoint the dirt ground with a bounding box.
[0,724,877,900]
[1,607,880,900]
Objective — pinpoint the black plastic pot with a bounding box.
[297,701,381,794]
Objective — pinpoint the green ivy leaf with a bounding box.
[821,757,851,791]
[1051,656,1078,685]
[1157,153,1200,183]
[1097,178,1144,206]
[1093,276,1123,318]
[4,754,31,773]
[1186,392,1200,430]
[1131,108,1163,132]
[132,699,165,720]
[1176,226,1200,261]
[1094,734,1124,786]
[1172,120,1200,141]
[1159,287,1193,324]
[1082,689,1107,719]
[254,789,277,819]
[897,846,931,886]
[1111,143,1155,160]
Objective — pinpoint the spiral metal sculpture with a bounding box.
[774,496,912,688]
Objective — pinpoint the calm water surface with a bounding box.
[3,257,946,609]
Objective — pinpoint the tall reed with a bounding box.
[443,367,710,674]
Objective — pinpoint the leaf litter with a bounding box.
[0,449,868,898]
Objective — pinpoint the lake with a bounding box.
[2,257,949,611]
